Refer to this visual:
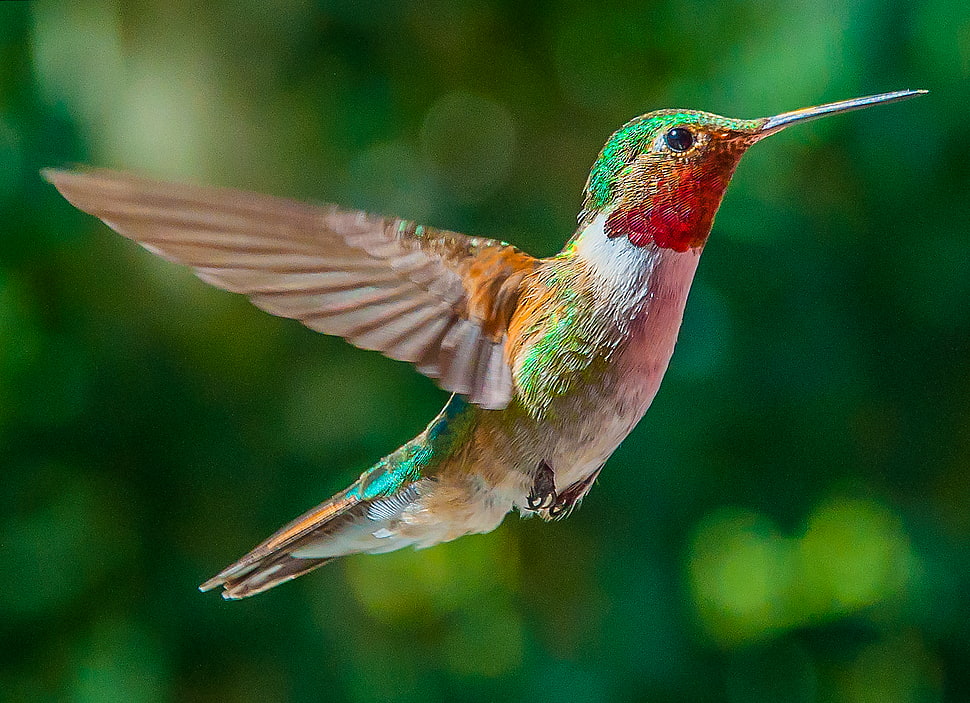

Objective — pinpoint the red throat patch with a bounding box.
[604,156,740,252]
[605,205,702,252]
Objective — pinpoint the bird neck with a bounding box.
[560,213,702,317]
[610,166,738,252]
[579,146,745,253]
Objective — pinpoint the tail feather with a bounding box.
[199,490,362,599]
[216,554,332,600]
[200,445,437,599]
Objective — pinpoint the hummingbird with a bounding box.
[44,89,924,599]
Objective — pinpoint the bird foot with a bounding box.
[526,460,557,510]
[544,466,603,520]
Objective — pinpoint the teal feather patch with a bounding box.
[349,395,473,501]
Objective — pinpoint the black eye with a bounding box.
[664,127,694,152]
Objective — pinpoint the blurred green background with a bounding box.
[2,0,968,701]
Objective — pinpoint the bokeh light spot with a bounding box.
[688,497,917,646]
[797,497,914,615]
[688,508,792,644]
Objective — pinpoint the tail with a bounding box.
[201,397,469,599]
[199,490,361,599]
[200,554,332,600]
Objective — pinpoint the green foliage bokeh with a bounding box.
[2,1,968,701]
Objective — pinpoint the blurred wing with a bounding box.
[44,169,540,409]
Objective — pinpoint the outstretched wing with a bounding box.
[43,169,540,409]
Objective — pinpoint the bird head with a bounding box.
[579,90,926,253]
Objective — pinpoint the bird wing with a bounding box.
[43,169,541,409]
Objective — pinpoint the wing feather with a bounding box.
[44,168,542,409]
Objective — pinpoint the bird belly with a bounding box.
[541,247,701,492]
[545,340,676,491]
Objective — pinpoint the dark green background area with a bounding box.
[2,1,968,701]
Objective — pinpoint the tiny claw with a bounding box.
[544,465,603,520]
[527,491,556,510]
[527,460,557,511]
[547,502,568,519]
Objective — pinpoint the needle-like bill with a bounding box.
[759,89,928,135]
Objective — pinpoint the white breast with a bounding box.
[548,214,702,490]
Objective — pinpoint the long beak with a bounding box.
[757,89,927,137]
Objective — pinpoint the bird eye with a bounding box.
[664,127,694,152]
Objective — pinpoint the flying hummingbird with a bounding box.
[44,89,924,599]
